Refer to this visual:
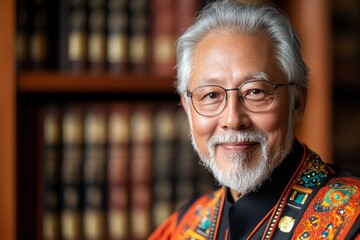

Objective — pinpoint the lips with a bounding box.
[218,141,259,151]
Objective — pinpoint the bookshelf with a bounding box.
[1,0,359,240]
[13,0,208,239]
[18,72,175,93]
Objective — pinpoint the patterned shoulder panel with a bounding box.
[173,187,226,240]
[292,176,360,240]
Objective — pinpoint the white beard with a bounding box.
[190,128,294,196]
[184,98,294,197]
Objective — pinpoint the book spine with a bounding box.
[129,0,150,73]
[16,0,31,71]
[130,104,153,240]
[175,0,201,35]
[174,108,197,208]
[333,0,360,87]
[67,0,88,71]
[150,0,177,76]
[107,103,131,240]
[87,0,107,72]
[42,105,62,240]
[152,104,176,229]
[61,105,84,240]
[107,0,129,73]
[28,0,49,70]
[83,104,108,240]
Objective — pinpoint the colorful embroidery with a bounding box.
[263,148,323,239]
[175,188,224,240]
[298,153,328,188]
[292,177,360,240]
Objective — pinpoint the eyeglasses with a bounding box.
[186,80,293,117]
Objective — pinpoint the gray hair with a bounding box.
[175,0,309,105]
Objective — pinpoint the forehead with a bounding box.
[190,31,283,88]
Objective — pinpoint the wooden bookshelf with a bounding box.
[3,0,360,239]
[18,72,176,93]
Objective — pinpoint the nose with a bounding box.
[219,90,251,130]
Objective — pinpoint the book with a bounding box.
[60,104,84,240]
[28,0,49,70]
[130,103,154,240]
[107,103,131,240]
[83,104,108,240]
[107,0,129,73]
[332,0,360,87]
[129,0,150,73]
[67,0,88,71]
[173,108,196,208]
[175,0,201,35]
[88,0,107,72]
[16,0,31,71]
[42,105,62,240]
[152,104,177,228]
[150,0,177,76]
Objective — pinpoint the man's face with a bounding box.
[182,31,303,196]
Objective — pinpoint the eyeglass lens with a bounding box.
[190,80,278,116]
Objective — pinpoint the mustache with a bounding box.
[208,129,267,147]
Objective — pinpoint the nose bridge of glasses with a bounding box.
[224,87,247,113]
[225,87,244,101]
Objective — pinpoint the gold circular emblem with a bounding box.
[278,216,295,233]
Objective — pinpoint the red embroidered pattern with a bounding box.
[292,177,360,240]
[174,188,225,240]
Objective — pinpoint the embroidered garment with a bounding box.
[149,140,360,240]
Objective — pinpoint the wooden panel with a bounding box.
[0,0,16,239]
[287,0,333,163]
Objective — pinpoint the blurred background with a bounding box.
[0,0,359,240]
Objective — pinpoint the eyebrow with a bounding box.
[197,71,270,86]
[202,72,270,84]
[249,72,270,81]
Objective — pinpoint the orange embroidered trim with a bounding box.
[292,177,360,240]
[174,187,226,240]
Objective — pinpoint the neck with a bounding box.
[230,188,242,202]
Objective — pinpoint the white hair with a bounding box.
[176,0,309,108]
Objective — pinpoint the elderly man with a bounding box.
[149,0,360,239]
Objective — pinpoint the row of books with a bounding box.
[42,101,215,240]
[16,0,206,75]
[332,0,360,87]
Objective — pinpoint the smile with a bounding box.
[218,141,259,151]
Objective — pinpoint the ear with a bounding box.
[293,89,307,126]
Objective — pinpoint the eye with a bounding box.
[205,91,221,100]
[243,88,267,100]
[194,86,224,102]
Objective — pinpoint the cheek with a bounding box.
[254,106,291,149]
[191,110,217,153]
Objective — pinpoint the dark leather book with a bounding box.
[15,0,31,71]
[107,0,129,73]
[64,0,88,71]
[130,103,154,240]
[60,104,84,240]
[150,0,176,76]
[129,0,150,73]
[152,104,176,229]
[87,0,107,72]
[42,105,62,240]
[82,103,108,240]
[107,102,131,240]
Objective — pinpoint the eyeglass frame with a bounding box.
[185,80,294,117]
